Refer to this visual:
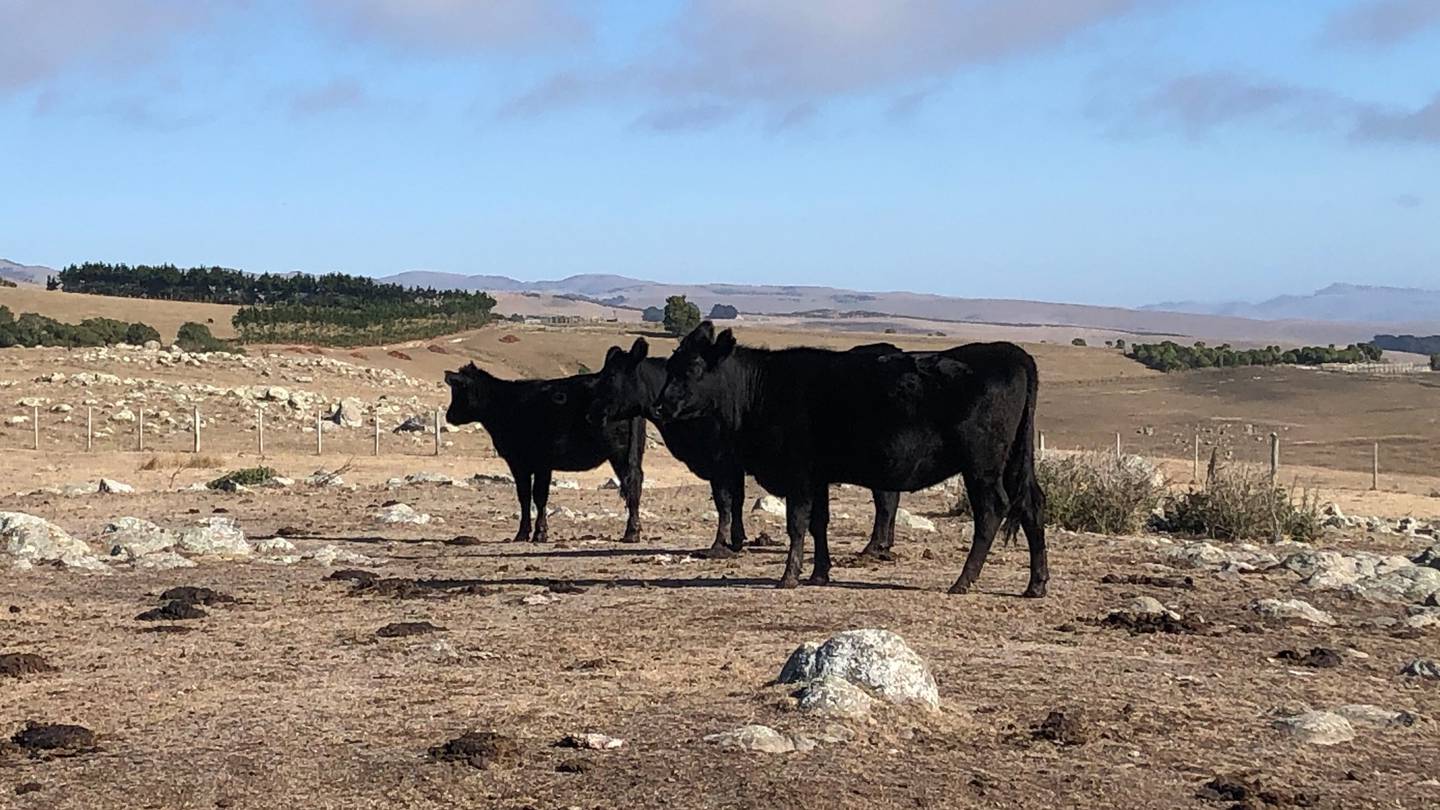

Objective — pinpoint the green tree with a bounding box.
[663,295,701,336]
[1071,337,1087,347]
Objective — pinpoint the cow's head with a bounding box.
[587,337,651,424]
[443,363,491,426]
[655,321,736,422]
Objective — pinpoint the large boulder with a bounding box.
[329,397,366,428]
[102,517,177,560]
[1273,711,1355,745]
[1,512,106,571]
[177,517,251,557]
[778,628,939,709]
[795,676,874,720]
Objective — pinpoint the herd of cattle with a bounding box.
[444,322,1048,598]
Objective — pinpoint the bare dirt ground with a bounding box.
[4,323,1440,809]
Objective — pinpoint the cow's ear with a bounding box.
[686,321,715,346]
[604,345,625,369]
[444,371,462,387]
[705,329,737,368]
[630,337,649,362]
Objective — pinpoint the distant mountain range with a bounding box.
[1143,283,1440,324]
[0,259,53,286]
[380,270,1440,343]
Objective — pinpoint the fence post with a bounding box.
[137,410,145,452]
[257,408,264,457]
[434,408,442,456]
[316,412,323,455]
[1269,432,1280,481]
[86,407,93,452]
[1372,442,1379,491]
[1193,434,1200,481]
[373,413,381,457]
[1115,432,1122,460]
[1038,430,1045,460]
[192,406,200,453]
[32,405,39,450]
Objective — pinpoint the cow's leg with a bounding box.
[807,485,832,586]
[859,490,899,560]
[703,478,739,558]
[532,469,552,543]
[1021,484,1049,599]
[619,463,643,544]
[779,492,812,589]
[726,470,748,550]
[512,471,533,543]
[949,478,1007,595]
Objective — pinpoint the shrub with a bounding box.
[1071,338,1087,347]
[951,452,1165,536]
[1114,338,1126,350]
[663,295,702,336]
[1129,340,1382,372]
[0,277,15,288]
[642,306,664,323]
[207,467,277,490]
[175,322,237,354]
[1159,463,1321,543]
[0,308,160,349]
[708,303,739,320]
[126,322,161,345]
[1431,353,1440,372]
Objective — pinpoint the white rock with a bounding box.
[796,675,875,720]
[177,517,251,557]
[1273,711,1355,745]
[779,629,939,709]
[102,517,176,559]
[472,472,516,486]
[3,415,28,426]
[110,409,136,423]
[553,478,580,490]
[308,544,374,566]
[256,537,298,555]
[1333,704,1414,728]
[329,396,366,428]
[703,725,812,754]
[375,503,431,525]
[753,495,786,517]
[895,508,936,533]
[50,403,72,413]
[1251,598,1335,626]
[1,511,105,570]
[97,478,134,494]
[563,733,626,751]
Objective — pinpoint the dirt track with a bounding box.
[4,478,1440,809]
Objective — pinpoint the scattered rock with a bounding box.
[1273,711,1355,745]
[894,508,936,533]
[375,503,431,525]
[795,675,874,720]
[703,725,812,754]
[158,586,234,606]
[1033,709,1088,746]
[328,397,366,428]
[376,621,444,638]
[1251,598,1334,626]
[326,568,379,585]
[308,545,375,567]
[429,731,520,769]
[1333,704,1415,728]
[0,653,55,678]
[1101,597,1204,634]
[1400,658,1440,680]
[1274,648,1342,669]
[557,733,625,751]
[1195,774,1317,808]
[177,517,251,557]
[777,629,939,709]
[1,512,106,571]
[97,478,133,494]
[753,495,786,517]
[101,517,177,560]
[445,535,483,547]
[255,537,297,555]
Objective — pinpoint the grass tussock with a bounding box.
[1159,462,1322,543]
[952,452,1166,536]
[207,466,277,490]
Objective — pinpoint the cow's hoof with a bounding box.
[1022,582,1048,599]
[698,544,740,559]
[857,547,896,562]
[947,580,972,595]
[806,573,830,586]
[511,534,530,543]
[619,533,642,545]
[776,577,800,590]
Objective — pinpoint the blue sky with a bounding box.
[1,0,1437,307]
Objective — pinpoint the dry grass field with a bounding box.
[3,299,1440,809]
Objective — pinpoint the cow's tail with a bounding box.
[1001,352,1043,544]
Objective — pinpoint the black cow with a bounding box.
[653,322,1047,597]
[444,363,646,544]
[589,337,904,559]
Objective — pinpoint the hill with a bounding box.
[0,259,54,286]
[381,271,1440,346]
[1144,283,1440,324]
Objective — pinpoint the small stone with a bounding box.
[703,725,809,754]
[1251,598,1335,626]
[753,495,786,517]
[557,733,625,751]
[1400,658,1440,679]
[1273,711,1355,745]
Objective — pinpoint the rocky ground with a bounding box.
[3,473,1440,809]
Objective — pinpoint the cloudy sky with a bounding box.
[1,0,1436,306]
